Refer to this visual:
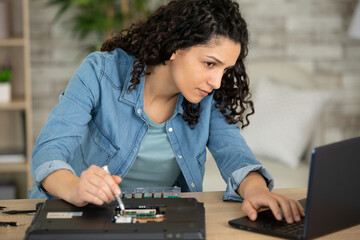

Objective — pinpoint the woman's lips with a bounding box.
[198,89,210,96]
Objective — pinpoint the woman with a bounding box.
[30,0,304,223]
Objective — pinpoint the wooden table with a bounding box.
[0,188,359,240]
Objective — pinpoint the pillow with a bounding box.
[241,77,330,168]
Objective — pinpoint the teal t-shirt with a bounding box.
[120,113,181,188]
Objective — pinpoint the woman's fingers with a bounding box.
[296,200,306,217]
[292,199,305,220]
[267,198,283,221]
[268,196,304,223]
[95,165,122,196]
[242,196,282,221]
[112,175,122,184]
[101,172,121,196]
[79,171,111,204]
[80,188,103,206]
[243,191,305,223]
[241,199,258,221]
[275,198,293,223]
[76,165,123,205]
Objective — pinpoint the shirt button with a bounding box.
[94,137,99,143]
[137,109,142,114]
[133,148,138,152]
[191,183,195,188]
[178,155,182,159]
[168,127,173,132]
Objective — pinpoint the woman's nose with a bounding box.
[207,72,223,90]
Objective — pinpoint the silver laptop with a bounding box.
[229,136,360,239]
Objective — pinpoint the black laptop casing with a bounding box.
[25,197,206,240]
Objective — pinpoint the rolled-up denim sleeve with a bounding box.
[34,160,76,186]
[223,164,274,201]
[29,160,76,199]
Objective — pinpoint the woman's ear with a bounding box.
[170,49,186,60]
[170,51,177,60]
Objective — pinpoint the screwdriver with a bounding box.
[0,221,24,227]
[102,165,126,216]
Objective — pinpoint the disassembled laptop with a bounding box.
[25,186,206,240]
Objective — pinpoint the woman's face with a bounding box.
[168,37,241,104]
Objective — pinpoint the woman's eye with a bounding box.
[205,62,214,68]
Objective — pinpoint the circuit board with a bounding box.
[113,205,166,223]
[119,186,181,199]
[112,187,180,223]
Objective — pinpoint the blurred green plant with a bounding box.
[0,58,11,83]
[44,0,150,51]
[0,68,11,83]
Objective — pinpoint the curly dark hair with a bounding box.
[101,0,254,128]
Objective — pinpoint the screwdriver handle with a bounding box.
[102,166,125,212]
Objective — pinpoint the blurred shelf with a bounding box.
[0,163,27,172]
[0,38,25,47]
[0,0,33,199]
[0,99,27,110]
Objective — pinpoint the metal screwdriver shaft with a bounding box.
[102,165,126,216]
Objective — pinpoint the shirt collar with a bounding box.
[119,61,144,107]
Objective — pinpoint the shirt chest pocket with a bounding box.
[80,121,120,167]
[196,149,207,166]
[196,149,207,178]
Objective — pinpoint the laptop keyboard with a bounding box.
[260,219,304,235]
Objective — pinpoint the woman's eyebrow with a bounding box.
[205,55,235,69]
[205,55,224,65]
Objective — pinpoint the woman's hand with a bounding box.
[241,187,305,223]
[67,165,122,207]
[41,165,122,207]
[238,172,305,223]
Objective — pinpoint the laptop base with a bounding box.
[25,198,206,240]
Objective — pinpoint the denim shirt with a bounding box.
[30,48,274,201]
